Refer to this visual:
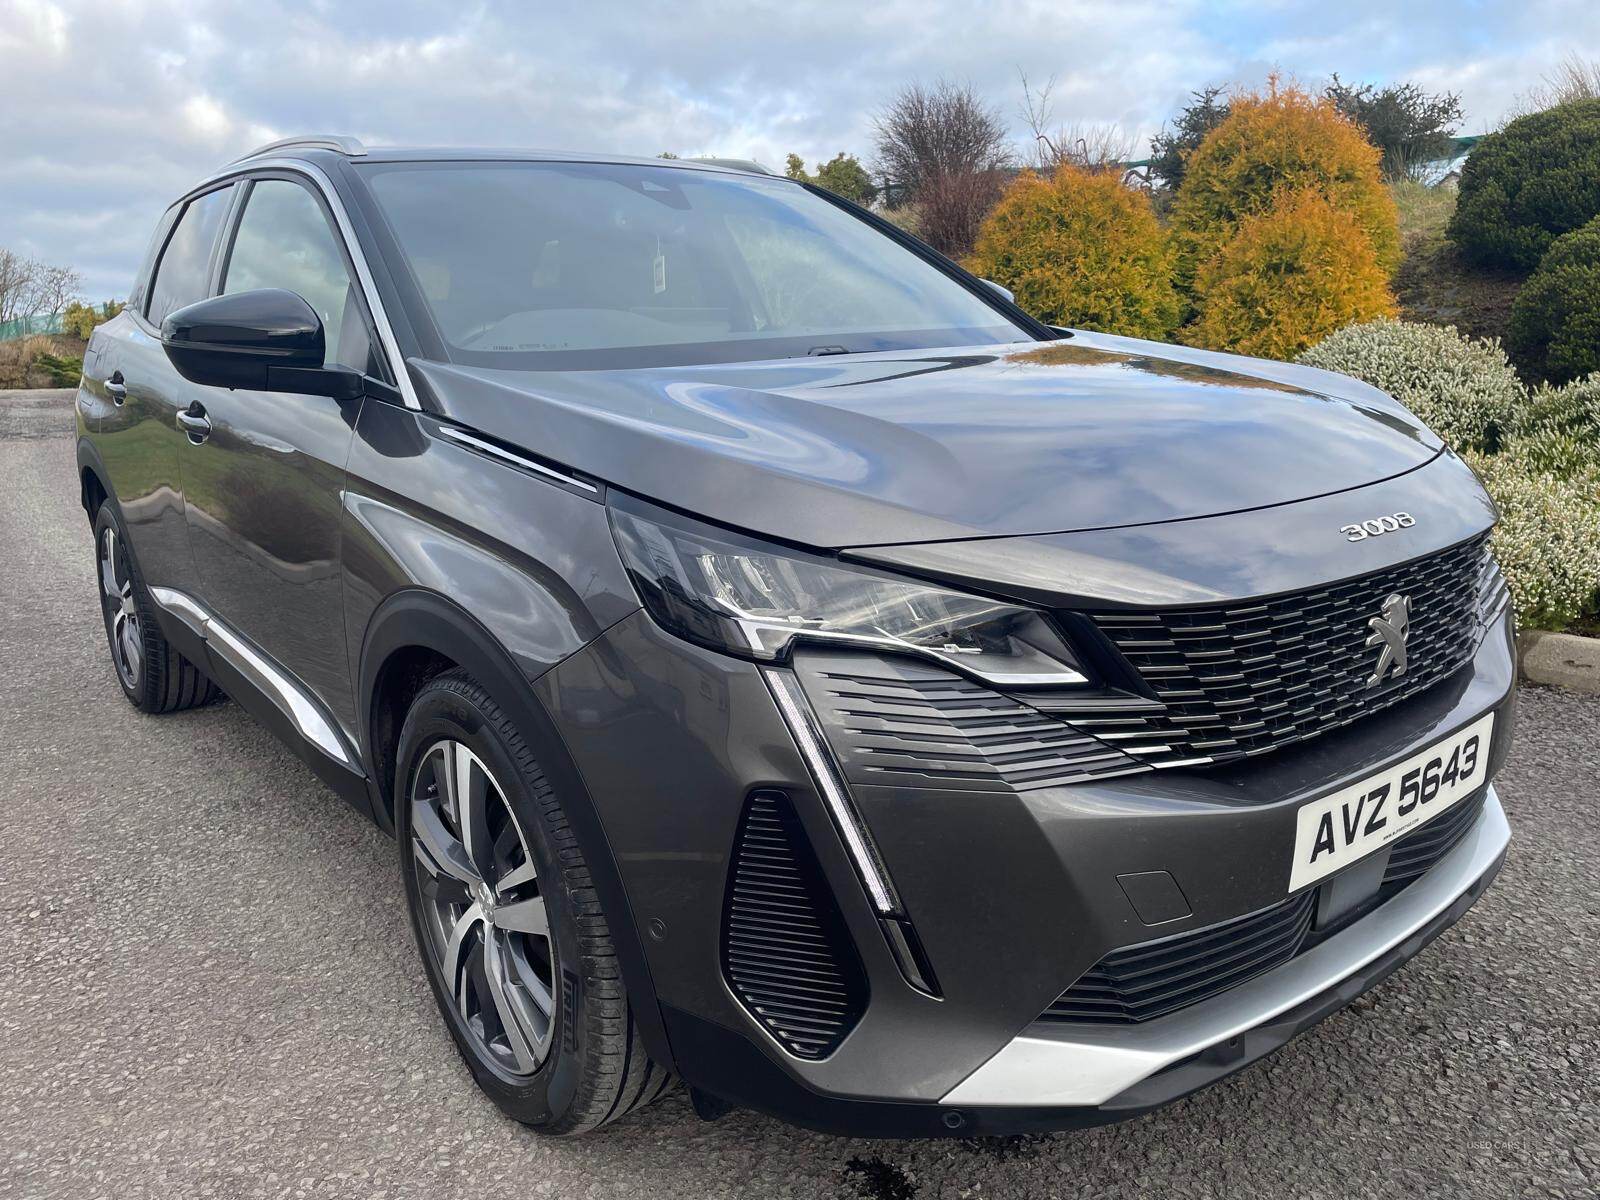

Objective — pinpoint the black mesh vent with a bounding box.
[1043,892,1317,1024]
[1383,787,1489,888]
[722,792,868,1060]
[1079,536,1502,767]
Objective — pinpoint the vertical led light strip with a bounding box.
[763,668,903,917]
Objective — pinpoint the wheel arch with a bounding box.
[77,437,113,523]
[357,587,677,1072]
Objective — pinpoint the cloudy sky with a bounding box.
[2,0,1596,300]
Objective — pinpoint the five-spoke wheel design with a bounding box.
[409,739,555,1077]
[99,524,141,688]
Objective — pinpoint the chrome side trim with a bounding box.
[435,426,599,494]
[942,788,1510,1107]
[153,588,209,634]
[148,587,360,771]
[763,668,902,916]
[191,157,419,411]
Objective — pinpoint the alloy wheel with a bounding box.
[99,524,142,688]
[409,739,555,1077]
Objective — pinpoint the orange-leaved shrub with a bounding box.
[1183,188,1397,359]
[967,166,1181,339]
[1171,80,1401,300]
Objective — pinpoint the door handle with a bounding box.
[176,402,212,443]
[105,372,126,405]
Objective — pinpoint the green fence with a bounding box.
[0,311,66,341]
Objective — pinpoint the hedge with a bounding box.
[1466,449,1600,630]
[1171,81,1401,297]
[1302,321,1600,631]
[1507,215,1600,385]
[1296,319,1523,452]
[967,167,1181,339]
[1507,375,1600,479]
[1183,189,1395,359]
[1447,99,1600,271]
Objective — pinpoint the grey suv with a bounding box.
[75,135,1514,1137]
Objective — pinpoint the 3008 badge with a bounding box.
[1288,712,1494,892]
[1340,511,1416,541]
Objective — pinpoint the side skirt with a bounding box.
[148,587,372,816]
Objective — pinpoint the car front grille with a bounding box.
[1044,786,1491,1025]
[791,539,1505,794]
[1074,535,1504,768]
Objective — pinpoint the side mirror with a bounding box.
[161,289,360,399]
[980,278,1015,304]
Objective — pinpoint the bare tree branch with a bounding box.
[872,78,1012,197]
[872,79,1012,257]
[0,249,83,324]
[1506,54,1600,121]
[1018,69,1135,174]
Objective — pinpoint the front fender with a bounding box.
[354,587,674,1073]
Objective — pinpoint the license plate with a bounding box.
[1288,713,1494,892]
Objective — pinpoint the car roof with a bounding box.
[229,135,775,177]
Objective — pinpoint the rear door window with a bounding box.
[145,185,235,328]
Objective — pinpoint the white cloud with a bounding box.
[180,94,234,142]
[0,0,1595,299]
[0,0,70,55]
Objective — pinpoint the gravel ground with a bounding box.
[1,389,1596,1199]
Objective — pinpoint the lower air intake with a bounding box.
[722,791,868,1059]
[1043,892,1317,1024]
[1044,788,1491,1025]
[1383,787,1489,889]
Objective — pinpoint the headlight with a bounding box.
[609,498,1088,687]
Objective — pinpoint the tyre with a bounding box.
[93,501,220,713]
[395,669,673,1134]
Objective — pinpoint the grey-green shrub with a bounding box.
[1296,319,1524,452]
[1506,375,1600,478]
[1466,449,1600,630]
[1507,216,1600,384]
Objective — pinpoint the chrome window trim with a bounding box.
[149,586,362,771]
[138,181,242,331]
[190,156,420,410]
[435,425,598,494]
[940,787,1509,1108]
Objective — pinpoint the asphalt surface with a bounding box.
[2,388,1596,1199]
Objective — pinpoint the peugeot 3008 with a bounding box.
[76,135,1514,1137]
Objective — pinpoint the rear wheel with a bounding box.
[93,501,219,713]
[396,670,673,1134]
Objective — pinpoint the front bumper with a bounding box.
[535,602,1516,1135]
[943,788,1508,1109]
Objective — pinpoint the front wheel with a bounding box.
[395,670,673,1134]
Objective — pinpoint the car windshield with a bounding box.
[359,160,1030,370]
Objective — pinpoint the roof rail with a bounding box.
[687,156,772,175]
[231,134,368,164]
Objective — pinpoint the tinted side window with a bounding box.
[128,208,178,314]
[146,186,234,328]
[223,179,375,373]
